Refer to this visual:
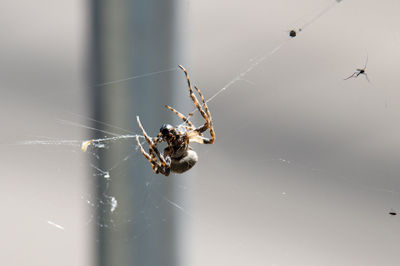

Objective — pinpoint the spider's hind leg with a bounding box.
[193,85,215,143]
[178,65,209,122]
[178,65,215,144]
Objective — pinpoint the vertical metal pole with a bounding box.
[90,0,186,265]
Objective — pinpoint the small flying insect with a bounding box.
[136,65,215,176]
[344,55,370,82]
[289,29,302,38]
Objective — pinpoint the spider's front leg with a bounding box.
[136,135,167,175]
[136,116,172,176]
[157,154,171,176]
[191,86,215,144]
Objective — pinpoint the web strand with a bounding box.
[94,67,178,88]
[183,0,342,122]
[299,1,337,30]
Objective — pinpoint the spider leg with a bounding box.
[194,86,212,122]
[136,116,171,175]
[178,65,209,123]
[178,65,215,144]
[193,85,215,144]
[165,105,194,128]
[136,116,163,159]
[136,135,161,174]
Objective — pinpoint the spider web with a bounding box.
[14,2,400,262]
[16,0,356,229]
[22,0,343,152]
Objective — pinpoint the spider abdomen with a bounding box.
[170,150,198,173]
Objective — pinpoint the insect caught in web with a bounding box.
[136,65,215,176]
[344,55,370,82]
[289,29,302,38]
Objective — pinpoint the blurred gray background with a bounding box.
[2,0,400,265]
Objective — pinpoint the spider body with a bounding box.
[160,123,198,173]
[136,65,215,176]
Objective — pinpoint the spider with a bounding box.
[344,55,370,82]
[135,65,215,176]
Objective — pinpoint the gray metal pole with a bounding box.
[90,1,187,265]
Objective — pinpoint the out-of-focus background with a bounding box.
[2,0,400,265]
[1,1,89,265]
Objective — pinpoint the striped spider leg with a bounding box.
[178,65,215,144]
[136,116,171,176]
